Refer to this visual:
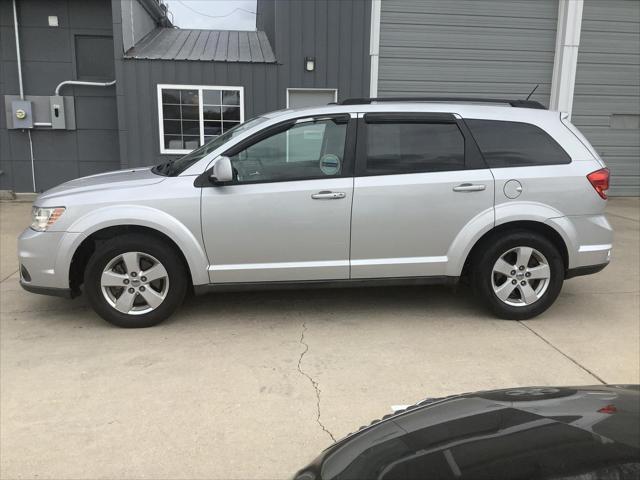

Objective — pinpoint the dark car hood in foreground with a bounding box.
[295,385,640,480]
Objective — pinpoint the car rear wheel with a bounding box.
[472,231,564,320]
[85,234,187,328]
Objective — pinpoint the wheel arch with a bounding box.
[65,205,209,292]
[69,225,199,293]
[461,221,570,279]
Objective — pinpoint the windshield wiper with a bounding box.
[152,161,173,176]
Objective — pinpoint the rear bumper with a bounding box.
[565,262,608,279]
[546,214,613,269]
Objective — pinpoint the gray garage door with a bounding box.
[572,0,640,196]
[377,0,559,106]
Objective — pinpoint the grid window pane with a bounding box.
[163,120,182,135]
[181,90,199,105]
[204,121,222,136]
[162,89,180,104]
[203,105,222,121]
[222,90,240,105]
[223,121,239,133]
[203,89,222,105]
[183,136,201,149]
[162,104,181,119]
[182,120,200,136]
[181,105,199,120]
[164,135,182,150]
[222,106,241,122]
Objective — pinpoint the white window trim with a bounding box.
[285,88,338,108]
[157,84,245,155]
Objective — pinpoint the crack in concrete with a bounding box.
[297,321,336,443]
[0,269,18,283]
[518,321,606,385]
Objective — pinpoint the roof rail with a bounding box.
[339,97,546,110]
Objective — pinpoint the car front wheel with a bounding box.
[85,234,188,328]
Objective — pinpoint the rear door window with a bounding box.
[362,116,465,175]
[466,119,571,168]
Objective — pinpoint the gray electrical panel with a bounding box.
[4,95,75,130]
[49,96,66,130]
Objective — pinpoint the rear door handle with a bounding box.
[453,183,486,192]
[311,191,346,200]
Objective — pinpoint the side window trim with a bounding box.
[354,113,487,177]
[196,114,357,187]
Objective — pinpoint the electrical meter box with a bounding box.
[11,100,33,129]
[4,95,75,130]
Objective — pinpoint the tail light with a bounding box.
[587,168,610,199]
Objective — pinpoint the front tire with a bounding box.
[472,231,564,320]
[85,234,188,328]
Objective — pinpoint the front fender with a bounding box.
[66,205,209,285]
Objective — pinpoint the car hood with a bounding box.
[36,168,166,203]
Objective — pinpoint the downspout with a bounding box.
[369,0,381,97]
[12,0,36,192]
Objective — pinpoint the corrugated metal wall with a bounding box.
[572,0,640,196]
[0,0,119,192]
[377,0,559,106]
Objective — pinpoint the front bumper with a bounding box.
[17,228,84,294]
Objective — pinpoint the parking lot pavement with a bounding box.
[1,198,638,479]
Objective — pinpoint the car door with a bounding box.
[350,112,494,278]
[201,114,356,283]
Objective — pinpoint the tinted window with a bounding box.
[230,118,347,183]
[365,122,465,175]
[466,119,571,168]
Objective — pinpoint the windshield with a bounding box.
[153,116,269,176]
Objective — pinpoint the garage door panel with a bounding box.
[383,0,558,20]
[378,0,557,106]
[573,0,640,195]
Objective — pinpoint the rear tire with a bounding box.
[472,231,564,320]
[85,234,188,328]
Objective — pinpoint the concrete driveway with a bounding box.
[1,198,638,479]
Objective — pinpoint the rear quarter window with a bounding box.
[466,119,571,168]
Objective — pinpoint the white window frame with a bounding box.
[157,84,245,155]
[285,88,338,108]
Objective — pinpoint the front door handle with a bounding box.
[453,183,487,192]
[311,191,346,200]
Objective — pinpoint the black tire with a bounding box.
[472,230,564,320]
[85,234,188,328]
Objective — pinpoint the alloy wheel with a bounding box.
[491,246,551,307]
[100,251,170,315]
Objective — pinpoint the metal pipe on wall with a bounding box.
[54,80,116,96]
[12,0,36,192]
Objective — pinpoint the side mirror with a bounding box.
[209,156,233,184]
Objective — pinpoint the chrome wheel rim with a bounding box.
[491,246,550,307]
[100,252,169,315]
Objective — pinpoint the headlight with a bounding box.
[31,206,65,232]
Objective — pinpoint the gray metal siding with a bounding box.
[114,0,371,168]
[1,0,119,192]
[377,0,558,106]
[572,0,640,196]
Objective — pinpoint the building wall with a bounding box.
[112,0,371,168]
[376,0,558,106]
[120,0,157,52]
[572,0,640,196]
[1,0,119,192]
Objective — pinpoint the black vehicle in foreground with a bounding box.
[294,385,640,480]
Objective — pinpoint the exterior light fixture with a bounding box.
[304,57,315,72]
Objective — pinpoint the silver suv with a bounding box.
[18,98,613,328]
